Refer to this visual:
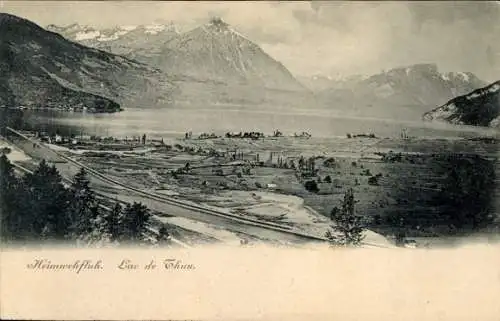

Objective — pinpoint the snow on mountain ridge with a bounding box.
[144,23,177,35]
[47,22,179,43]
[75,30,101,41]
[120,25,137,31]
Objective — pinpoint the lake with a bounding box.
[4,106,499,140]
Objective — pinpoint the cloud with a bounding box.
[2,1,499,81]
[408,1,500,31]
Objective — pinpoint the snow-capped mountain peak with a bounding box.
[120,25,138,31]
[45,21,181,58]
[205,16,230,32]
[144,22,177,35]
[200,17,251,41]
[75,29,101,41]
[46,21,180,42]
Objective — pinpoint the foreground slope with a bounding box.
[423,80,500,127]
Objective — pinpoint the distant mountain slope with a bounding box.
[1,13,172,111]
[0,44,119,112]
[299,74,368,92]
[47,22,180,57]
[423,80,500,127]
[316,64,487,120]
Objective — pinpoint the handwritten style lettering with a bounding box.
[163,259,196,270]
[26,259,103,273]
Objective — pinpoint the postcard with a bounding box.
[0,1,499,320]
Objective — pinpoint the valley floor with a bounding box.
[12,133,497,248]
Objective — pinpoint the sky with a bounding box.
[1,1,499,82]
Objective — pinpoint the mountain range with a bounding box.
[0,13,172,112]
[298,74,369,92]
[50,18,303,90]
[312,64,487,120]
[46,17,309,107]
[46,22,180,57]
[423,80,500,128]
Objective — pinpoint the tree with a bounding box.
[156,226,171,245]
[121,202,151,242]
[104,202,124,242]
[82,202,112,246]
[0,154,24,241]
[24,160,70,240]
[67,168,96,238]
[298,156,305,170]
[326,189,365,247]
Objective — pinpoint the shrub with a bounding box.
[304,180,319,193]
[323,158,336,168]
[0,147,11,155]
[362,169,372,176]
[368,175,379,186]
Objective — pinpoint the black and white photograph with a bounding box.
[1,0,499,251]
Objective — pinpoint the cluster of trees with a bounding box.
[0,155,169,246]
[273,157,296,170]
[225,131,264,139]
[346,133,377,139]
[198,133,219,140]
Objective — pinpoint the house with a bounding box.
[266,183,277,189]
